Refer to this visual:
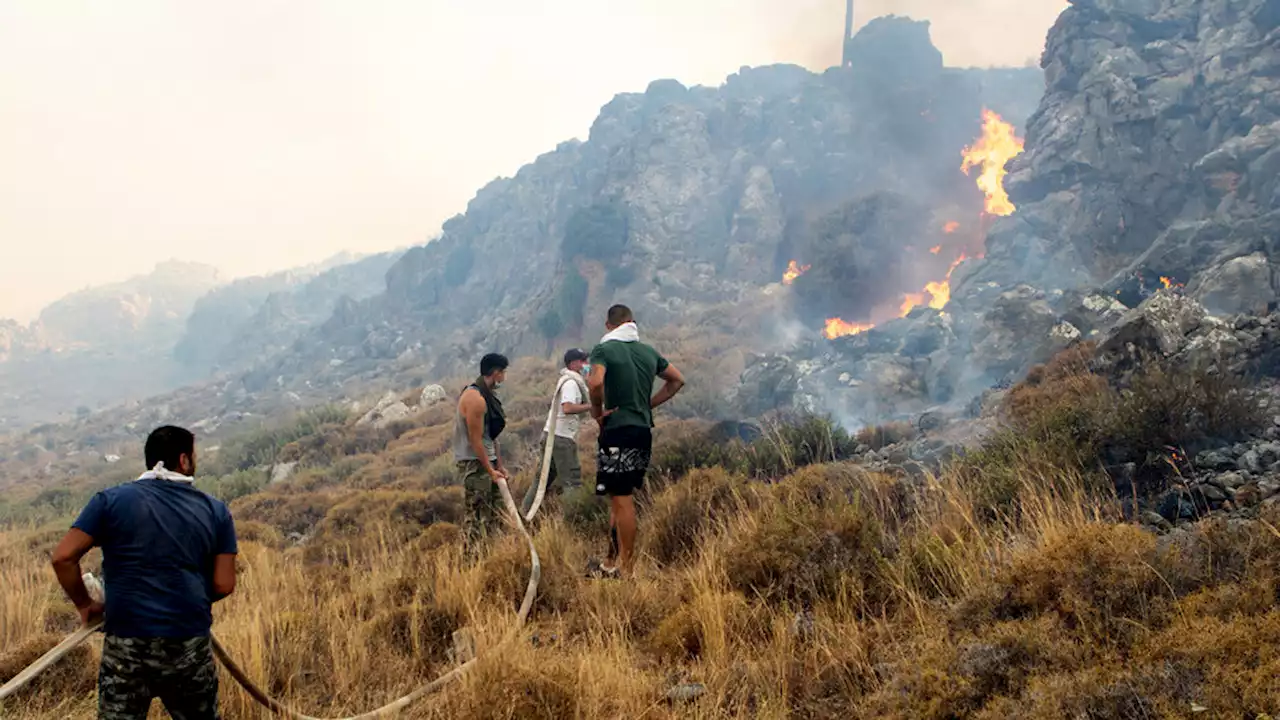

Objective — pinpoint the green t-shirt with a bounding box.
[589,339,669,430]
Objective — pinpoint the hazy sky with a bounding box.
[0,0,1066,322]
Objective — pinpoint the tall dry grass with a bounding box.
[4,342,1280,718]
[7,447,1276,719]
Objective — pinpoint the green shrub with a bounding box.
[562,201,629,261]
[196,469,268,502]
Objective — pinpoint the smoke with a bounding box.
[0,0,1064,323]
[742,0,1067,70]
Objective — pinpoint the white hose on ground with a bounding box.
[523,369,590,523]
[0,477,542,718]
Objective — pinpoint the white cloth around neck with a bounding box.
[600,321,640,344]
[137,461,195,485]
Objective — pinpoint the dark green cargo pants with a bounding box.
[458,459,501,553]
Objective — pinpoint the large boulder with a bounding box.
[1192,252,1277,316]
[966,285,1064,381]
[1094,291,1208,379]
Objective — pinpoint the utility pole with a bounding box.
[842,0,854,66]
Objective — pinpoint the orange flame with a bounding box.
[824,317,875,339]
[1160,276,1182,290]
[943,221,960,234]
[961,109,1025,217]
[782,260,810,285]
[900,253,968,317]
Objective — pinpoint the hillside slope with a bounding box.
[249,17,1043,392]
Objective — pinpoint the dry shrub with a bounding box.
[972,663,1196,720]
[411,522,462,557]
[857,617,1077,720]
[855,421,918,450]
[1003,341,1105,427]
[559,483,609,537]
[960,523,1171,648]
[363,601,461,673]
[0,632,97,709]
[438,643,662,720]
[650,419,749,481]
[235,519,284,549]
[643,467,751,567]
[725,485,887,610]
[309,488,461,550]
[230,491,341,536]
[479,527,577,616]
[1136,610,1280,716]
[1106,360,1265,460]
[1154,512,1280,594]
[647,587,764,665]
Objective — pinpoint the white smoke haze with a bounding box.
[0,0,1065,322]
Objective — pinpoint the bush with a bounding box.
[216,404,352,472]
[196,469,268,502]
[562,201,629,261]
[856,421,919,450]
[726,486,887,609]
[643,468,750,567]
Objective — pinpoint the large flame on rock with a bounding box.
[783,260,810,285]
[823,317,875,340]
[961,109,1024,217]
[820,112,1021,342]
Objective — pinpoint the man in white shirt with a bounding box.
[522,348,593,515]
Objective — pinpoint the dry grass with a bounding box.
[4,448,1280,718]
[3,344,1279,718]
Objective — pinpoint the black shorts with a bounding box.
[595,425,652,497]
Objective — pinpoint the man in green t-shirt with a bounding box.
[587,304,685,579]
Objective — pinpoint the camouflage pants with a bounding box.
[99,635,218,720]
[458,460,501,554]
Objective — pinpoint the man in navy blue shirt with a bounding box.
[52,425,237,720]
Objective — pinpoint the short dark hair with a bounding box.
[144,425,195,471]
[480,353,509,377]
[607,304,634,326]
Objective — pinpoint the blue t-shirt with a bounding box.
[73,477,237,638]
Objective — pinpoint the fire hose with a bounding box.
[0,375,583,716]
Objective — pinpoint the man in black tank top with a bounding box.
[453,353,510,555]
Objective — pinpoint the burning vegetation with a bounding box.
[782,260,810,286]
[787,109,1025,340]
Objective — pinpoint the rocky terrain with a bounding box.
[240,17,1043,393]
[0,252,399,432]
[0,262,222,431]
[739,0,1280,429]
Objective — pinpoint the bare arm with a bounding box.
[562,402,592,415]
[212,554,237,601]
[650,363,686,410]
[461,390,502,477]
[52,529,103,625]
[588,364,607,419]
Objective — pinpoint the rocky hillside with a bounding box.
[0,262,222,431]
[174,250,402,376]
[742,0,1280,427]
[246,17,1043,393]
[0,252,400,432]
[969,0,1280,307]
